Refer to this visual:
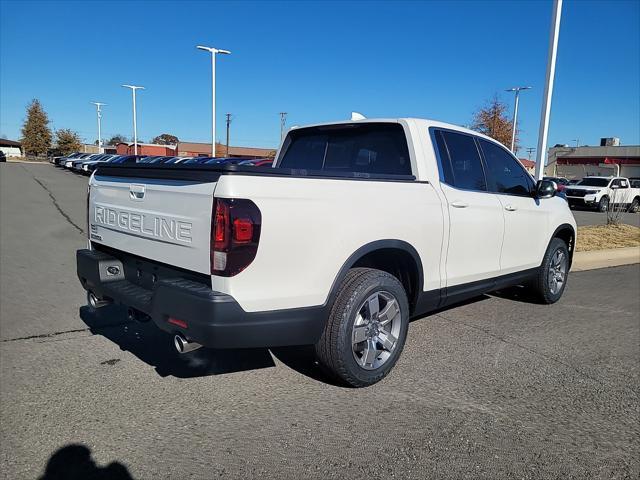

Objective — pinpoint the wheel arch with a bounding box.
[325,240,424,315]
[550,223,576,268]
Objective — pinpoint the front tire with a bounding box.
[598,196,609,212]
[528,238,570,304]
[315,268,409,387]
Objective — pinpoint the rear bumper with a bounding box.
[76,249,325,349]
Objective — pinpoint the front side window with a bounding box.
[279,123,411,175]
[479,139,533,196]
[437,130,487,191]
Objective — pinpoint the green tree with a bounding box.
[151,133,179,145]
[21,99,52,156]
[106,134,128,145]
[55,128,82,155]
[471,95,518,152]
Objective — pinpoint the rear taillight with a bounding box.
[210,198,261,276]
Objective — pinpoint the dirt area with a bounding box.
[576,224,640,252]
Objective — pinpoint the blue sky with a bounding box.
[1,0,638,153]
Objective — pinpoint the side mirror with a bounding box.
[535,179,557,199]
[610,184,619,189]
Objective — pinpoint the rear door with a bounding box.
[89,174,216,274]
[433,129,504,287]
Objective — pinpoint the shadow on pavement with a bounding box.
[79,305,276,379]
[38,444,134,480]
[79,305,337,384]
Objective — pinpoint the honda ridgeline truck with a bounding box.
[77,118,576,387]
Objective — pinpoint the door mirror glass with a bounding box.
[536,179,557,199]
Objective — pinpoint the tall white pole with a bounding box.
[211,51,216,157]
[197,46,231,158]
[132,89,138,155]
[535,0,563,181]
[91,102,106,153]
[511,91,520,152]
[122,85,144,156]
[97,106,102,153]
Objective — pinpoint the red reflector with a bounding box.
[233,218,253,242]
[168,317,188,329]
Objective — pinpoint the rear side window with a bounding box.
[479,139,534,196]
[437,130,487,191]
[278,123,411,175]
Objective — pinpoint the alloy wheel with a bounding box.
[351,291,402,370]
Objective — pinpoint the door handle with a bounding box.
[504,204,517,211]
[450,201,469,208]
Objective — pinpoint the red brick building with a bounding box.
[177,141,275,159]
[115,143,177,156]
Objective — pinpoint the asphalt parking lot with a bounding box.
[1,162,639,479]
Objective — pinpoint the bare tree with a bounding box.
[471,94,518,151]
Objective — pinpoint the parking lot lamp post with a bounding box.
[90,102,106,153]
[122,85,144,155]
[505,86,532,153]
[535,0,563,181]
[196,45,231,157]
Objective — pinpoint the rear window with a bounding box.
[278,123,411,176]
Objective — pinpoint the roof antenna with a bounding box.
[351,112,366,121]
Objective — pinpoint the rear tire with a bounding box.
[527,238,570,304]
[315,268,409,387]
[628,198,639,213]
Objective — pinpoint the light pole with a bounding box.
[534,0,563,181]
[196,45,231,157]
[279,112,288,141]
[122,85,144,155]
[90,102,106,153]
[505,86,532,153]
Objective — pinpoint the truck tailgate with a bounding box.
[89,175,215,274]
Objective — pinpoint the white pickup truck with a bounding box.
[565,176,640,212]
[77,118,576,387]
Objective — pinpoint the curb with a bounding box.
[571,247,640,272]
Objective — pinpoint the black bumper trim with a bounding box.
[77,249,326,349]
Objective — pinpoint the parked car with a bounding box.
[204,157,250,165]
[56,152,87,166]
[108,155,147,164]
[238,158,274,167]
[65,154,99,169]
[80,154,119,174]
[544,176,569,186]
[565,176,640,212]
[84,155,123,174]
[78,118,576,387]
[0,151,6,162]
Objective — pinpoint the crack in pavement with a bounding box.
[1,327,90,343]
[20,165,85,236]
[1,320,133,343]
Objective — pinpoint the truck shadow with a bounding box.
[38,443,134,480]
[79,305,276,379]
[79,306,336,384]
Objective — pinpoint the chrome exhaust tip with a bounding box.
[88,292,110,309]
[174,334,203,354]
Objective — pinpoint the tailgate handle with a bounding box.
[129,184,145,200]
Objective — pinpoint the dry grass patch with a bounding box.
[576,224,640,252]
